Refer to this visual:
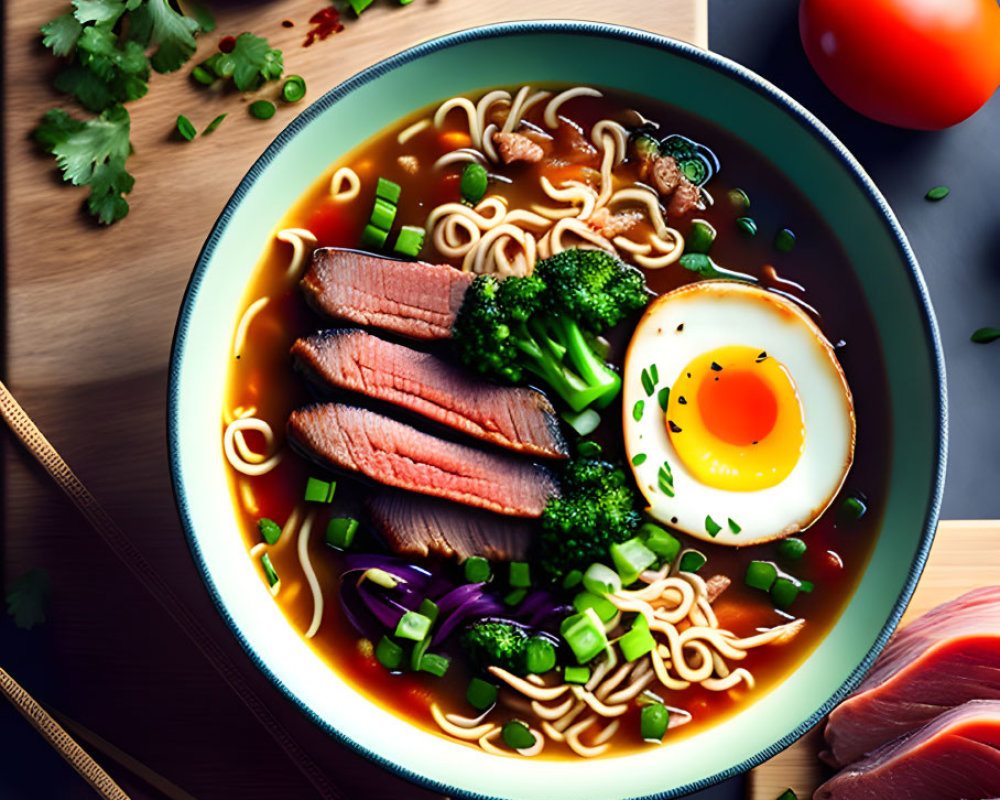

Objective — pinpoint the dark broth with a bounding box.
[224,86,891,757]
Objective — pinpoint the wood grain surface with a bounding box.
[748,520,1000,800]
[1,3,706,799]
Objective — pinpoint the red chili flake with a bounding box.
[281,19,295,28]
[303,6,344,47]
[219,35,236,53]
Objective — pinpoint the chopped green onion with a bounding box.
[176,114,196,141]
[260,553,279,587]
[563,665,590,684]
[618,614,655,661]
[395,611,432,642]
[610,538,657,584]
[504,588,527,606]
[258,517,281,545]
[360,224,388,249]
[573,591,618,623]
[632,400,645,421]
[369,198,397,231]
[325,517,358,550]
[838,496,867,524]
[360,568,401,589]
[657,462,674,497]
[281,74,306,103]
[191,65,215,85]
[249,100,276,120]
[631,453,647,466]
[348,0,376,13]
[582,563,621,597]
[925,185,949,201]
[771,577,800,609]
[410,632,430,671]
[560,608,608,663]
[304,476,335,503]
[657,385,670,412]
[777,537,807,561]
[641,368,655,397]
[727,188,750,212]
[736,217,757,237]
[705,515,722,537]
[639,524,681,564]
[202,113,226,135]
[418,598,439,625]
[466,677,498,710]
[501,720,536,750]
[562,569,583,589]
[560,408,601,436]
[464,556,491,583]
[775,228,796,252]
[799,580,815,593]
[419,652,450,677]
[746,561,778,591]
[525,637,557,673]
[641,702,670,742]
[776,790,798,800]
[376,177,402,204]
[728,518,741,534]
[972,327,1000,344]
[576,440,602,458]
[678,550,706,573]
[509,561,531,588]
[393,225,425,258]
[375,635,403,670]
[686,220,716,254]
[460,162,489,205]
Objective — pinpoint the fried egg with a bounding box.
[622,281,855,545]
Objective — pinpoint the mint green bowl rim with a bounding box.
[168,20,947,798]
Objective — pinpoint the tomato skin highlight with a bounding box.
[799,0,1000,130]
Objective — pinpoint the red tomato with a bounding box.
[799,0,1000,129]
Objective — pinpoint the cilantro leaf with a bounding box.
[128,0,200,73]
[72,0,128,27]
[55,26,150,110]
[37,105,134,224]
[41,12,83,57]
[54,63,119,111]
[6,569,50,630]
[229,32,283,92]
[183,0,216,33]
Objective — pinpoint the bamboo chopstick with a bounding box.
[0,667,131,800]
[0,379,344,800]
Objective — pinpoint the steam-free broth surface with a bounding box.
[223,85,890,758]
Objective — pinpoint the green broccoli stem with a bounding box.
[510,316,621,412]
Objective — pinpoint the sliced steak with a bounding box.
[292,329,567,459]
[824,586,1000,767]
[816,700,1000,800]
[288,404,559,517]
[366,490,533,561]
[301,248,473,340]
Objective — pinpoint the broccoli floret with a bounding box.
[461,618,530,674]
[539,458,642,580]
[452,249,649,412]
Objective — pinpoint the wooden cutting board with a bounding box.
[748,520,1000,800]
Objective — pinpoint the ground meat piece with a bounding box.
[397,155,419,174]
[651,155,682,195]
[493,131,545,164]
[586,207,640,238]
[667,177,701,218]
[705,574,731,603]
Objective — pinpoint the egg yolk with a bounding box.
[666,345,805,492]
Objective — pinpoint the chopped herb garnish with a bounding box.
[5,568,50,630]
[736,216,757,237]
[633,400,645,421]
[650,389,666,415]
[776,789,798,800]
[775,228,796,252]
[679,253,757,284]
[260,553,279,587]
[249,99,276,119]
[727,518,741,534]
[502,720,536,750]
[657,462,674,496]
[460,162,488,205]
[971,327,1000,344]
[771,577,800,609]
[837,495,867,525]
[678,550,706,573]
[705,515,722,537]
[257,517,281,545]
[727,187,750,212]
[668,420,682,433]
[650,363,659,385]
[175,113,196,140]
[641,368,656,396]
[631,453,647,467]
[282,74,306,103]
[777,537,807,561]
[686,220,716,254]
[576,440,602,458]
[745,561,777,591]
[325,517,358,549]
[925,185,950,201]
[202,112,226,134]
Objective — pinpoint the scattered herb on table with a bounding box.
[925,185,950,201]
[195,32,284,92]
[5,568,51,630]
[202,113,227,135]
[971,327,1000,344]
[176,114,197,141]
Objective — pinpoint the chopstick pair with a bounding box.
[0,379,345,800]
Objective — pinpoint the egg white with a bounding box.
[622,281,856,546]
